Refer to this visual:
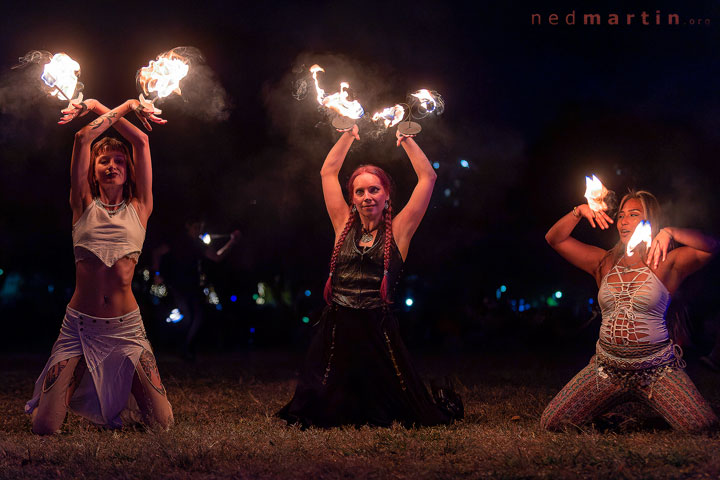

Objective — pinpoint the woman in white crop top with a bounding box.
[540,190,718,432]
[26,99,173,434]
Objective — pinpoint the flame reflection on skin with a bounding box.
[626,220,652,257]
[138,52,190,99]
[42,53,80,101]
[372,105,405,128]
[309,64,364,119]
[584,175,609,212]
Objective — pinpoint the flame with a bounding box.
[138,51,190,99]
[309,64,364,119]
[41,53,80,101]
[626,220,652,257]
[411,89,437,113]
[372,105,405,128]
[584,175,609,212]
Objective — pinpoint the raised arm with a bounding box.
[320,126,359,237]
[69,100,138,220]
[545,204,613,282]
[390,133,437,260]
[649,227,719,292]
[66,99,162,224]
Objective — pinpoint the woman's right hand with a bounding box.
[576,204,614,230]
[129,99,167,131]
[338,124,360,141]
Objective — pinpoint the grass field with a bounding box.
[2,349,720,479]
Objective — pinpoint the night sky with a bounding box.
[1,1,719,350]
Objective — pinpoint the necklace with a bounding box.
[360,225,378,244]
[619,257,644,273]
[95,198,127,217]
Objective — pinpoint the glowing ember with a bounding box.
[138,51,189,99]
[41,53,81,101]
[309,64,364,119]
[584,175,609,212]
[411,89,438,114]
[372,105,405,128]
[626,220,652,257]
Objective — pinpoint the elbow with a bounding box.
[74,130,92,145]
[545,231,557,247]
[133,132,149,147]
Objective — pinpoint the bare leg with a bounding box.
[131,349,174,429]
[32,356,85,435]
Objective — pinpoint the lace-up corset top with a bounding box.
[331,223,404,309]
[72,199,145,267]
[598,262,670,345]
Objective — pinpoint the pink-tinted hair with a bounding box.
[323,165,395,304]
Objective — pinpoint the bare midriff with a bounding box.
[68,255,138,317]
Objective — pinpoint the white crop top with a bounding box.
[72,199,145,267]
[598,262,671,345]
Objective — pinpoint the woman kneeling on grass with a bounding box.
[541,190,718,432]
[25,99,173,434]
[278,125,463,428]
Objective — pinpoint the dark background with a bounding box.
[1,1,719,355]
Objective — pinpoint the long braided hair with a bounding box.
[323,165,395,305]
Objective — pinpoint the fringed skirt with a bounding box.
[26,306,155,428]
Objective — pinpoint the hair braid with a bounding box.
[323,208,357,304]
[379,202,394,304]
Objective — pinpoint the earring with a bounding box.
[352,205,357,213]
[384,201,389,211]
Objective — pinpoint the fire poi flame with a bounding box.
[626,220,652,257]
[411,89,439,114]
[372,105,405,128]
[138,51,189,100]
[41,53,81,102]
[309,64,364,119]
[584,175,609,212]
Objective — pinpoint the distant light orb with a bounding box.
[215,304,223,311]
[405,298,414,307]
[302,316,310,324]
[48,285,55,293]
[304,290,311,297]
[250,327,256,333]
[230,295,238,302]
[459,159,469,168]
[432,162,440,169]
[443,188,451,197]
[588,298,594,304]
[500,285,507,293]
[554,290,563,299]
[252,294,259,300]
[200,233,212,245]
[166,308,184,323]
[0,268,5,276]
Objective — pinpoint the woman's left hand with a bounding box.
[396,128,414,147]
[58,99,95,124]
[647,228,672,268]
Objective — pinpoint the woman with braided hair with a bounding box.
[278,125,463,428]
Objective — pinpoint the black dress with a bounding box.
[278,223,462,428]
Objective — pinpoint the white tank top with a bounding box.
[598,262,670,345]
[72,199,145,267]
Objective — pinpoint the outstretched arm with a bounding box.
[320,125,359,237]
[545,204,612,282]
[391,133,437,260]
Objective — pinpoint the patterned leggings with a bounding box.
[541,355,717,432]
